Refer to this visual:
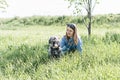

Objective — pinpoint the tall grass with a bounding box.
[0,25,120,80]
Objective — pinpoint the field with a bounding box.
[0,23,120,80]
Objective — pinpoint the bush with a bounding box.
[103,32,120,44]
[1,14,120,27]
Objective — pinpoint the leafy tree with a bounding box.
[66,0,99,38]
[0,0,8,12]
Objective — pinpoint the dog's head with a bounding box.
[49,36,60,48]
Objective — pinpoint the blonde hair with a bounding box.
[66,23,78,45]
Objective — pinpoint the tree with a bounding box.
[66,0,99,38]
[0,0,8,12]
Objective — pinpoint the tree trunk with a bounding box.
[87,0,92,38]
[88,22,91,37]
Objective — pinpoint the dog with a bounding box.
[48,36,61,58]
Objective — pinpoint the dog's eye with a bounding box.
[53,42,55,44]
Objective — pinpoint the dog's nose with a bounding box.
[54,44,58,48]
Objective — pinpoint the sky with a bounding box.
[0,0,120,18]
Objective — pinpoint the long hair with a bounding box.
[66,23,78,45]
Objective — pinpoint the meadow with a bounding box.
[0,15,120,80]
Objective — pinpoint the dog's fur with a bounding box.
[48,36,61,58]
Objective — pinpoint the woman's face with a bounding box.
[66,27,74,37]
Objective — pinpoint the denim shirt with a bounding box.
[60,36,82,54]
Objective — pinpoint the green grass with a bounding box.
[0,25,120,80]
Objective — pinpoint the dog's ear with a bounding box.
[49,37,52,44]
[49,39,51,44]
[49,36,55,44]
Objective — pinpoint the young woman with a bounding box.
[60,23,82,55]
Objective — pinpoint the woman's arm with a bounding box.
[60,37,69,54]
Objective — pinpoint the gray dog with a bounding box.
[48,36,61,58]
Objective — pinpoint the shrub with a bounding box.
[103,32,120,44]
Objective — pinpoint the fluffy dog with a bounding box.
[48,36,61,58]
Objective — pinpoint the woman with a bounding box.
[60,23,82,55]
